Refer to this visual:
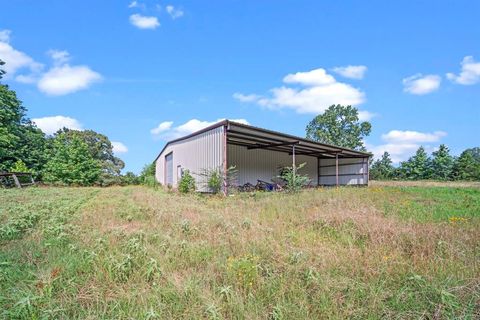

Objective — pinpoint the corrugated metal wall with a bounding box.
[227,144,318,186]
[155,126,225,191]
[318,157,369,185]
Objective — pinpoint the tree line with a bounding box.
[0,59,155,186]
[305,104,479,181]
[370,146,480,181]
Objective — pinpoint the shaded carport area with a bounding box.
[224,121,370,187]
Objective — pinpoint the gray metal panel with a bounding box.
[318,157,369,186]
[227,144,318,186]
[156,126,225,191]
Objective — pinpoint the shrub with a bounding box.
[178,170,196,193]
[279,162,310,192]
[208,170,222,194]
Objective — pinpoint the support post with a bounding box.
[12,174,21,188]
[292,144,296,181]
[335,153,339,187]
[223,125,228,196]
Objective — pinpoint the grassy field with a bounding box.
[1,184,479,319]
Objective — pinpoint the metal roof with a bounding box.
[154,120,371,162]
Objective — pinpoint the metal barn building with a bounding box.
[154,120,370,192]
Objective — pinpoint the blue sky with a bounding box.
[1,0,479,173]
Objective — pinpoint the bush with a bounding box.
[279,162,310,192]
[208,170,222,194]
[178,170,196,193]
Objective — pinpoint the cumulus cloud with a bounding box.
[0,29,11,42]
[38,64,102,96]
[129,14,160,29]
[0,29,43,78]
[0,30,101,95]
[332,65,367,79]
[112,141,128,154]
[446,56,480,85]
[402,74,441,95]
[166,5,184,19]
[368,130,447,163]
[232,93,261,103]
[234,68,367,115]
[151,118,249,140]
[150,121,173,135]
[32,115,83,135]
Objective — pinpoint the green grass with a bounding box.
[0,185,479,319]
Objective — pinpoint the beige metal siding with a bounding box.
[155,126,225,191]
[318,157,369,185]
[227,144,318,186]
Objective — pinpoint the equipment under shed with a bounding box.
[154,120,371,192]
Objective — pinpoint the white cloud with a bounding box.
[32,115,83,135]
[129,14,160,29]
[112,141,128,154]
[446,56,480,85]
[0,30,101,95]
[234,68,366,115]
[128,1,138,8]
[47,49,70,65]
[152,118,249,140]
[332,65,367,79]
[358,110,376,121]
[402,74,441,95]
[150,121,173,135]
[232,93,261,102]
[0,30,43,78]
[38,64,102,96]
[368,130,447,163]
[166,5,184,19]
[0,29,11,42]
[381,130,446,144]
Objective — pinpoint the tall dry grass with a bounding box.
[0,185,478,319]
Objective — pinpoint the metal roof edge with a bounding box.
[226,121,372,157]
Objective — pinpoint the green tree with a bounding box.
[306,104,372,151]
[430,144,454,180]
[43,134,101,185]
[55,129,125,176]
[139,162,158,186]
[0,71,47,176]
[451,149,480,181]
[399,146,431,180]
[10,159,32,173]
[370,152,395,180]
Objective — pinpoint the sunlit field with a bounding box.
[1,184,479,319]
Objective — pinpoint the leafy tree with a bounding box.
[139,162,158,187]
[399,146,431,180]
[306,104,372,151]
[430,144,454,180]
[55,128,125,176]
[370,152,395,180]
[122,171,140,185]
[43,134,101,185]
[10,160,32,173]
[451,149,480,181]
[0,71,47,176]
[463,147,480,163]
